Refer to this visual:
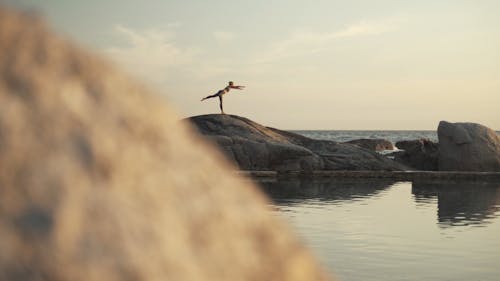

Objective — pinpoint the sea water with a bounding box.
[293,130,500,145]
[293,130,438,144]
[258,179,500,281]
[255,130,500,281]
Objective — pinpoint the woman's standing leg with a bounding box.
[218,95,224,114]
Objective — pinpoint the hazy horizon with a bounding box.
[5,0,499,130]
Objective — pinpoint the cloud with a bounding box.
[253,18,402,63]
[213,31,234,43]
[104,24,199,84]
[333,21,397,38]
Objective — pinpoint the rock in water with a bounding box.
[0,8,330,281]
[188,114,407,171]
[393,139,439,171]
[438,121,500,171]
[345,138,394,151]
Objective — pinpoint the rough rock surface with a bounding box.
[392,139,439,171]
[188,114,407,171]
[0,8,330,281]
[438,121,500,171]
[345,138,394,151]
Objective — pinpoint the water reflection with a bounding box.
[255,178,500,281]
[412,181,500,227]
[258,178,396,205]
[258,178,500,228]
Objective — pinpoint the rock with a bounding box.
[438,121,500,171]
[392,139,439,171]
[0,8,329,281]
[188,114,407,171]
[345,138,394,151]
[395,140,420,151]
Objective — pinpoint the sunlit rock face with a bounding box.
[0,7,330,281]
[438,121,500,172]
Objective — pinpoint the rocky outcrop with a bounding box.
[345,138,394,151]
[392,139,439,171]
[0,8,329,281]
[188,114,407,171]
[438,121,500,171]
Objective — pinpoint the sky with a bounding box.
[4,0,500,130]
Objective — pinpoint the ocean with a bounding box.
[293,130,438,144]
[293,130,499,145]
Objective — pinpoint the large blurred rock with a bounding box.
[438,121,500,171]
[0,8,329,281]
[392,139,439,171]
[188,114,407,171]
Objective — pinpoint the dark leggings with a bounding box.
[202,91,224,113]
[203,93,219,99]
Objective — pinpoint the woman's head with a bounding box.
[228,81,234,86]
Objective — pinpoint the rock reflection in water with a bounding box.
[253,178,500,281]
[258,178,500,228]
[258,178,396,205]
[412,181,500,227]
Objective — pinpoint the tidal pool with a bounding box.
[258,179,500,281]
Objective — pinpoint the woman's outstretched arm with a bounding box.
[229,85,245,90]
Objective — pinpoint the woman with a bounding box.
[201,81,245,114]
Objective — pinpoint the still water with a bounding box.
[258,179,500,281]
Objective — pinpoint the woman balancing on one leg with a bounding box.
[201,81,245,114]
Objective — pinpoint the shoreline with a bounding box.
[237,170,500,182]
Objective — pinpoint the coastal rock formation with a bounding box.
[392,139,439,171]
[188,114,407,171]
[0,8,330,281]
[345,138,394,151]
[438,121,500,171]
[396,140,422,151]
